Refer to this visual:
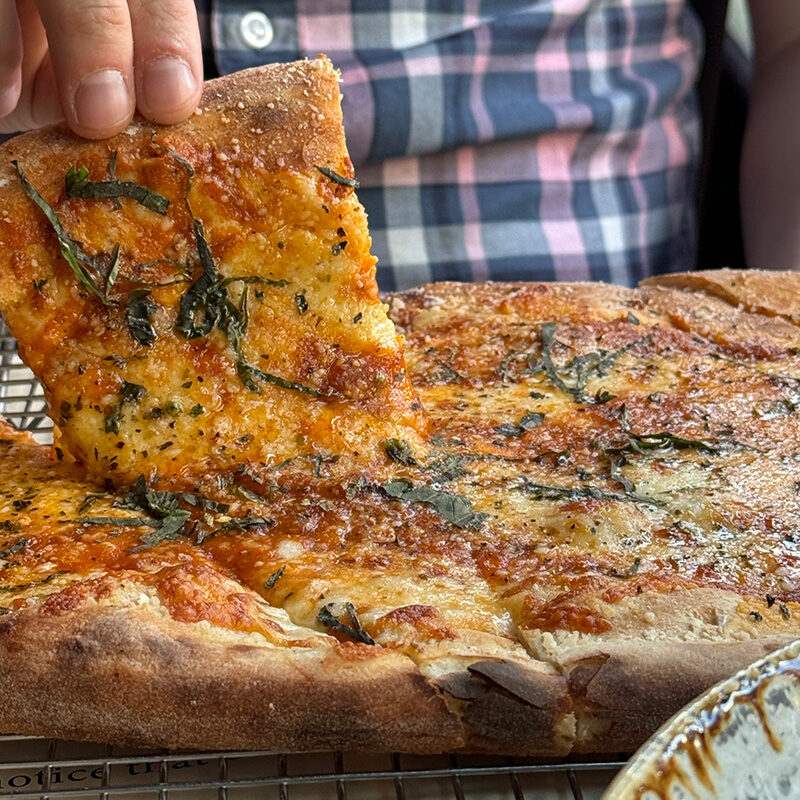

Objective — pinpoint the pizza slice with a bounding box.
[0,57,425,488]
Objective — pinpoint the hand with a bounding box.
[0,0,203,139]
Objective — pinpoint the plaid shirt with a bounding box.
[197,1,703,290]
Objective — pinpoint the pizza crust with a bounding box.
[642,269,800,327]
[0,602,464,753]
[0,598,584,755]
[565,636,795,752]
[0,593,784,755]
[521,585,798,751]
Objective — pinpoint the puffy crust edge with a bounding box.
[0,604,461,753]
[0,603,577,755]
[0,55,345,185]
[640,269,800,324]
[0,597,790,755]
[562,636,796,752]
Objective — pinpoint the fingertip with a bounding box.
[0,0,23,118]
[69,68,135,139]
[136,55,201,125]
[67,116,135,140]
[0,82,21,118]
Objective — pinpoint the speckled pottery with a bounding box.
[604,638,800,800]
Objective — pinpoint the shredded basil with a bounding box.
[0,572,66,593]
[603,451,637,493]
[77,493,106,515]
[518,478,664,508]
[240,364,321,397]
[134,517,191,550]
[14,161,114,307]
[607,431,722,457]
[380,480,486,529]
[593,389,617,404]
[235,484,264,503]
[494,412,544,438]
[316,166,359,188]
[434,362,465,384]
[116,475,203,549]
[125,288,158,346]
[608,557,641,578]
[265,566,285,589]
[65,160,170,215]
[216,517,274,531]
[156,146,310,396]
[382,438,418,466]
[540,322,650,404]
[105,381,147,435]
[317,602,375,644]
[75,516,157,527]
[424,451,471,481]
[0,538,27,559]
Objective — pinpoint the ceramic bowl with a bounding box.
[603,638,800,799]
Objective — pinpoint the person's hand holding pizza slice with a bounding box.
[0,0,203,138]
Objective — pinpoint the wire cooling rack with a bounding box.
[0,323,50,443]
[0,735,626,800]
[0,320,627,799]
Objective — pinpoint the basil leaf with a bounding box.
[75,516,156,527]
[494,412,544,438]
[317,602,375,645]
[104,381,147,435]
[609,557,642,578]
[239,364,321,397]
[316,166,359,188]
[265,566,285,589]
[14,161,112,307]
[518,478,664,508]
[132,511,191,550]
[382,438,418,466]
[66,166,170,215]
[380,480,486,530]
[125,288,158,347]
[0,538,27,559]
[541,322,650,404]
[0,572,66,593]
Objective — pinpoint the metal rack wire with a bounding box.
[0,735,625,800]
[0,320,627,799]
[0,323,50,443]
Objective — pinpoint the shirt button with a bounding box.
[240,11,274,50]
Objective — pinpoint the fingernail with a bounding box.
[0,86,18,117]
[74,69,131,132]
[141,57,197,114]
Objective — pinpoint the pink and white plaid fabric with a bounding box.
[201,0,704,289]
